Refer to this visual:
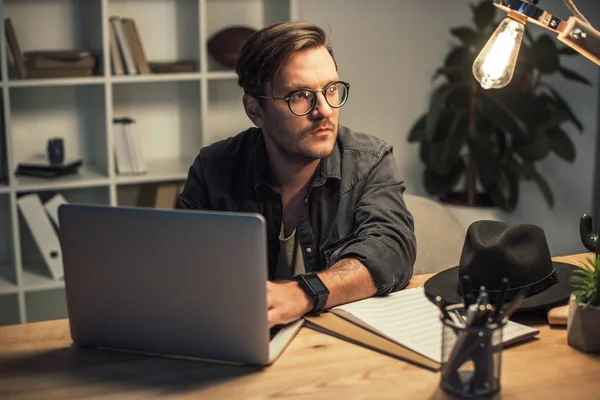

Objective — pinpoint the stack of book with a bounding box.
[4,18,97,79]
[113,117,147,175]
[24,50,97,78]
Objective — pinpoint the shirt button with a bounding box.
[306,247,312,254]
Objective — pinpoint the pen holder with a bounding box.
[440,305,505,399]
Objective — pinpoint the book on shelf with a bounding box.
[110,16,151,75]
[0,95,6,183]
[16,157,83,178]
[304,287,540,371]
[4,18,27,79]
[113,117,146,175]
[25,53,96,69]
[149,61,196,74]
[23,50,97,78]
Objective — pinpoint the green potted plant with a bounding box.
[568,256,600,353]
[407,0,591,215]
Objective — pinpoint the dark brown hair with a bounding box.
[235,21,336,96]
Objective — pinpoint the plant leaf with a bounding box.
[424,160,465,196]
[471,0,496,31]
[478,91,531,141]
[429,111,468,176]
[451,27,479,46]
[521,162,554,207]
[486,169,514,211]
[425,83,463,141]
[516,130,551,161]
[408,115,427,142]
[543,85,583,131]
[469,136,497,188]
[533,35,559,74]
[547,127,576,162]
[559,66,592,86]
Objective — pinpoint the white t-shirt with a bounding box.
[274,224,306,280]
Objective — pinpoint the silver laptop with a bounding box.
[58,204,303,366]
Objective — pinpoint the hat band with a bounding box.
[458,268,558,301]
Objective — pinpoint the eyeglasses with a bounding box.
[255,81,350,116]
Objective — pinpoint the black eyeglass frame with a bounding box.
[254,81,350,116]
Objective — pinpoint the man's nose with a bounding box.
[311,92,333,118]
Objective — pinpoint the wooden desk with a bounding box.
[1,253,599,399]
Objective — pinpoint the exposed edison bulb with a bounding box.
[473,18,525,90]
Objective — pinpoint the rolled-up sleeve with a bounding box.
[334,150,417,295]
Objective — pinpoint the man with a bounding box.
[177,21,416,328]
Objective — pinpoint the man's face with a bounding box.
[258,46,340,163]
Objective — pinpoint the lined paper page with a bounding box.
[331,288,539,363]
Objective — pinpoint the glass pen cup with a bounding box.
[440,304,505,399]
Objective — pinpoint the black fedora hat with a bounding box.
[424,220,578,312]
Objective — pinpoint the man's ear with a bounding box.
[243,94,263,127]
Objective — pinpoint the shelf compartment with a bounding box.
[108,0,200,75]
[0,194,17,293]
[117,180,184,208]
[0,294,20,326]
[3,0,104,80]
[206,79,249,146]
[24,288,68,323]
[17,186,110,288]
[112,80,202,165]
[205,0,291,72]
[9,84,109,181]
[115,158,191,185]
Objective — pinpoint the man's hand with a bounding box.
[267,280,313,328]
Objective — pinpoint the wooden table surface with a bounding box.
[1,253,599,399]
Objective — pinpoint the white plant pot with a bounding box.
[567,295,600,354]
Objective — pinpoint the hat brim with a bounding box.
[423,262,578,312]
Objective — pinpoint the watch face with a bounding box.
[305,274,329,295]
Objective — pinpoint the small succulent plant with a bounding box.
[571,256,600,310]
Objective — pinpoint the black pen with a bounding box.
[434,296,453,322]
[499,287,530,324]
[461,275,474,308]
[492,278,509,321]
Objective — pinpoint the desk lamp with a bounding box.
[473,0,600,257]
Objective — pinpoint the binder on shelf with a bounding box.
[43,193,69,228]
[17,194,63,280]
[113,117,146,175]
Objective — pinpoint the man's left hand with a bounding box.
[267,280,313,328]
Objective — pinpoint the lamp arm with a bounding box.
[562,0,591,26]
[557,17,600,67]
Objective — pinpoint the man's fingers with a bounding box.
[267,308,279,328]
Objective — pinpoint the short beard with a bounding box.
[266,120,337,164]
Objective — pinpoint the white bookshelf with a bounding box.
[0,0,297,325]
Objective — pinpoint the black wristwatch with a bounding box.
[294,273,330,315]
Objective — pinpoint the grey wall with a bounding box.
[297,0,600,257]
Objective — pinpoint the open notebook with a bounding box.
[307,287,539,367]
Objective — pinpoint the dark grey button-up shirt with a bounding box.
[176,125,416,295]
